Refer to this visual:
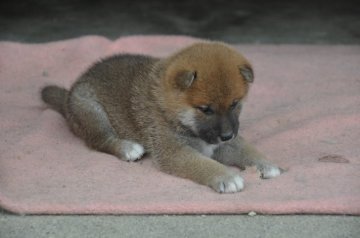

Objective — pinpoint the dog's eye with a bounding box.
[196,105,214,115]
[230,100,239,110]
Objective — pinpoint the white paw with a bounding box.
[121,140,145,161]
[211,173,244,193]
[259,165,282,179]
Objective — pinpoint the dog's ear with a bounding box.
[175,71,197,90]
[239,65,254,83]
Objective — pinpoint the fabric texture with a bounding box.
[0,36,359,214]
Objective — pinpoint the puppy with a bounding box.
[41,41,282,193]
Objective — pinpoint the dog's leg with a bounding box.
[152,137,244,193]
[66,83,144,161]
[213,136,282,179]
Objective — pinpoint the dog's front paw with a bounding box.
[258,164,282,179]
[119,140,145,161]
[209,172,244,193]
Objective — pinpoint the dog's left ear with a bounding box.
[239,65,254,83]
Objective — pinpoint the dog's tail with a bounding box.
[41,85,69,117]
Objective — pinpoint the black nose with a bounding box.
[220,132,233,142]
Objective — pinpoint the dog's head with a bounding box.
[162,42,254,144]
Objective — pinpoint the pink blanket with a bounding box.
[0,36,359,215]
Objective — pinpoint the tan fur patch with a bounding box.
[162,42,251,114]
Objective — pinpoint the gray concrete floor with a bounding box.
[1,214,359,238]
[1,0,360,237]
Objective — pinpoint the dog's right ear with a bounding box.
[175,71,197,90]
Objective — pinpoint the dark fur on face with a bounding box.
[195,102,242,144]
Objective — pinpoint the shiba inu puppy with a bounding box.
[41,42,282,193]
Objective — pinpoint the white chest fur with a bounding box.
[199,142,219,158]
